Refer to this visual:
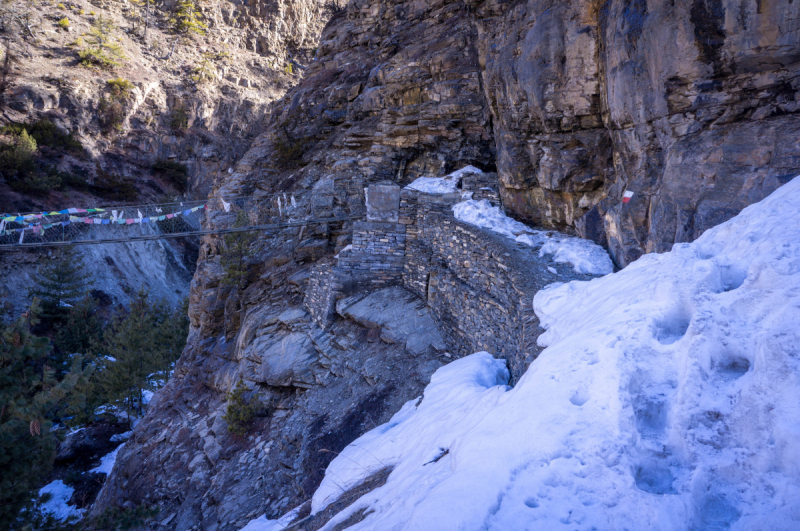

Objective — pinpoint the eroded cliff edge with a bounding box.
[94,0,800,529]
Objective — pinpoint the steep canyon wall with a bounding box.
[94,0,800,528]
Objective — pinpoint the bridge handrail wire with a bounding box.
[0,193,360,250]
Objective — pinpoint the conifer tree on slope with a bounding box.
[28,247,92,374]
[98,290,188,419]
[152,297,189,383]
[54,294,102,358]
[28,247,91,324]
[0,300,89,529]
[99,288,156,419]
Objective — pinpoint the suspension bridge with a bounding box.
[0,193,362,250]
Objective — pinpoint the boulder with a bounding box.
[337,286,446,356]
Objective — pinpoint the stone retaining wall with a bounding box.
[303,259,338,327]
[305,180,596,378]
[462,171,500,203]
[398,183,593,378]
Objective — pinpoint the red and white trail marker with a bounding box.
[622,190,635,203]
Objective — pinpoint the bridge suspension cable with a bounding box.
[0,194,360,250]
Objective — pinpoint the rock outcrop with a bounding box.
[1,0,333,313]
[201,0,800,267]
[481,0,800,266]
[93,284,447,530]
[93,0,800,528]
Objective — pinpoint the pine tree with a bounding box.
[220,212,255,291]
[28,247,92,323]
[78,15,127,69]
[92,291,188,421]
[151,298,189,383]
[0,302,89,529]
[28,248,92,376]
[170,0,207,36]
[97,289,156,419]
[54,294,102,357]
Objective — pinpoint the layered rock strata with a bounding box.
[95,0,800,528]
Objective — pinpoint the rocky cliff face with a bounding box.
[1,0,331,312]
[188,0,800,268]
[483,0,800,266]
[94,0,800,528]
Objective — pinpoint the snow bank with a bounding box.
[405,165,483,194]
[90,443,124,475]
[240,505,304,531]
[311,176,800,530]
[38,480,82,521]
[453,199,614,275]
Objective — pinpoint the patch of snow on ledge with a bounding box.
[405,165,483,194]
[309,176,800,530]
[453,199,614,275]
[38,480,83,521]
[90,443,125,475]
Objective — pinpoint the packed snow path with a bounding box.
[304,176,800,530]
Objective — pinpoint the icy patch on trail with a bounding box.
[405,165,483,194]
[311,176,800,530]
[453,199,614,275]
[38,480,83,521]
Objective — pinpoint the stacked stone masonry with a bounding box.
[306,180,597,378]
[303,258,338,327]
[462,171,501,204]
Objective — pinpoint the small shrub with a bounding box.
[0,130,45,192]
[152,159,188,191]
[0,121,87,193]
[91,170,137,200]
[169,101,189,130]
[190,52,216,84]
[57,17,69,29]
[61,170,89,191]
[1,119,83,153]
[273,111,311,168]
[223,380,257,436]
[78,16,126,69]
[57,2,65,7]
[91,505,160,530]
[78,8,84,14]
[8,169,63,194]
[107,76,134,96]
[7,127,36,158]
[98,96,125,132]
[98,78,133,133]
[273,134,310,168]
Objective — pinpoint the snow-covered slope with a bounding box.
[405,166,484,194]
[308,176,800,530]
[453,199,614,275]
